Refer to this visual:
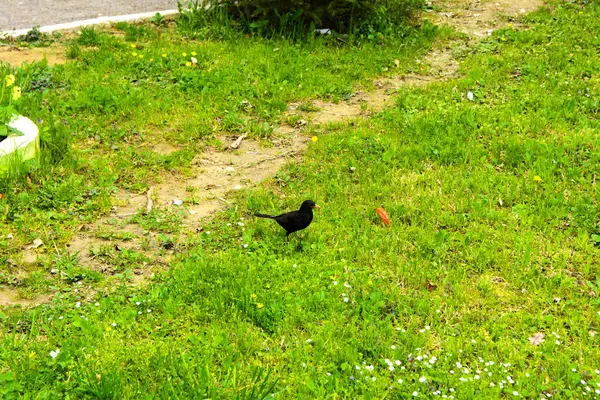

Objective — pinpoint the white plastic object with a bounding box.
[0,115,40,174]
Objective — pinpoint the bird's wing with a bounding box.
[274,210,312,229]
[273,211,297,224]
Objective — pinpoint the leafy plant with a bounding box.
[0,71,24,140]
[177,0,423,38]
[151,12,166,27]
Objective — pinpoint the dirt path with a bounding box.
[2,0,545,306]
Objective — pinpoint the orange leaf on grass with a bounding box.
[374,207,390,226]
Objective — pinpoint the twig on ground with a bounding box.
[230,134,247,149]
[146,186,154,214]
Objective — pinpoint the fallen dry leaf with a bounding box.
[528,332,545,346]
[0,193,4,200]
[374,208,391,226]
[26,238,44,250]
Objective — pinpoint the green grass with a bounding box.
[2,1,600,398]
[0,19,440,261]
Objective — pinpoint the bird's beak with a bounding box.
[312,204,320,209]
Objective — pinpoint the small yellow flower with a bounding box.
[105,326,112,332]
[4,74,15,87]
[311,136,318,142]
[185,62,192,67]
[12,86,21,101]
[130,44,136,48]
[256,303,264,309]
[182,52,187,57]
[132,52,137,57]
[507,23,513,28]
[28,351,36,359]
[534,175,543,182]
[191,51,197,56]
[250,293,257,299]
[161,53,167,58]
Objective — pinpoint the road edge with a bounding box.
[1,9,179,38]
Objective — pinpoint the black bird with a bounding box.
[254,200,320,237]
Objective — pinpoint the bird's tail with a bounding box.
[254,213,275,219]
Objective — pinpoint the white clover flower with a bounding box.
[49,349,60,359]
[75,302,81,308]
[419,376,426,383]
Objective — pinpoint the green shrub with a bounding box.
[178,0,423,38]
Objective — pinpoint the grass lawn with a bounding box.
[2,0,600,398]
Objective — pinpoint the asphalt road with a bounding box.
[1,0,179,31]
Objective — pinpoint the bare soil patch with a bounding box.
[430,0,545,37]
[0,44,66,66]
[0,289,51,307]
